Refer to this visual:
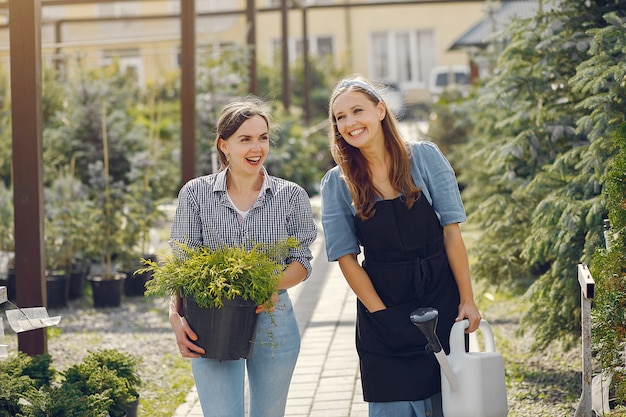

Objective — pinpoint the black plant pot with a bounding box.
[124,394,140,417]
[89,274,126,308]
[68,261,89,300]
[183,295,259,361]
[46,273,69,309]
[124,254,157,297]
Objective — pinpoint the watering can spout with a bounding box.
[410,307,459,391]
[409,307,442,354]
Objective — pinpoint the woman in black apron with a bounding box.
[321,75,481,417]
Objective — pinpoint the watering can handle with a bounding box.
[449,319,496,355]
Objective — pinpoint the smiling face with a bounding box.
[218,115,269,176]
[332,90,386,151]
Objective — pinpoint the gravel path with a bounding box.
[2,293,193,417]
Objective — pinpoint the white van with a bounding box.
[428,65,471,102]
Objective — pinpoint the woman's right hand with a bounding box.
[170,312,205,358]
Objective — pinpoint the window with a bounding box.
[267,0,334,7]
[42,5,65,20]
[270,36,334,62]
[101,49,144,87]
[97,2,139,17]
[169,0,231,13]
[371,33,389,80]
[369,29,435,89]
[316,37,333,57]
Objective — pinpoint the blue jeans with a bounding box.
[191,291,300,417]
[368,393,443,417]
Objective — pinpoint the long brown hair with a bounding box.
[328,75,420,220]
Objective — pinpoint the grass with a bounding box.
[137,352,194,417]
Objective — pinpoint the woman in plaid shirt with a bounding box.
[169,97,317,417]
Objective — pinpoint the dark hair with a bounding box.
[327,74,420,220]
[215,97,272,170]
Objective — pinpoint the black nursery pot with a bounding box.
[46,273,69,309]
[89,274,126,308]
[183,295,259,361]
[124,254,157,297]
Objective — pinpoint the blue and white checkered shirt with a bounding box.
[169,167,317,278]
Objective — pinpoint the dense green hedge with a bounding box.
[431,1,626,350]
[591,122,626,406]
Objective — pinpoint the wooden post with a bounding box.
[301,5,311,125]
[246,0,257,95]
[281,0,289,111]
[180,0,196,186]
[574,263,594,417]
[9,0,47,356]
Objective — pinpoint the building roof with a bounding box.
[448,0,548,50]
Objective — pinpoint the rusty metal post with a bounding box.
[574,263,594,417]
[180,0,196,186]
[301,5,311,125]
[281,0,289,111]
[9,0,47,356]
[246,0,257,95]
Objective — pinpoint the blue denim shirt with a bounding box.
[320,141,466,262]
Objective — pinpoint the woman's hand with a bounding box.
[256,292,279,314]
[170,312,205,357]
[455,299,482,333]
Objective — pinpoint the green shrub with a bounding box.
[18,383,110,417]
[591,122,626,406]
[63,349,142,417]
[0,349,140,417]
[140,237,300,309]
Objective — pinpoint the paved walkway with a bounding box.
[172,231,368,417]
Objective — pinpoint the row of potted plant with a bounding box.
[0,105,164,309]
[0,348,142,417]
[0,168,161,309]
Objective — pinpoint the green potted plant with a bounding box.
[44,162,97,307]
[0,350,136,417]
[118,149,164,298]
[0,352,55,417]
[0,353,103,417]
[138,237,299,360]
[85,102,127,308]
[83,348,142,417]
[63,349,142,417]
[18,381,111,417]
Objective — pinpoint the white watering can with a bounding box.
[410,307,508,417]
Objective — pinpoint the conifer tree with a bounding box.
[452,0,625,348]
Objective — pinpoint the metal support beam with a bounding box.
[281,0,289,111]
[301,5,311,125]
[246,0,256,95]
[574,263,595,417]
[9,0,47,356]
[180,0,195,186]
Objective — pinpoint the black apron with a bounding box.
[354,195,460,402]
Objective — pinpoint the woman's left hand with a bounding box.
[256,292,279,314]
[456,300,481,333]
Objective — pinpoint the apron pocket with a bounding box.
[364,302,428,354]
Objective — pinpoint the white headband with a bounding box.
[337,79,383,103]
